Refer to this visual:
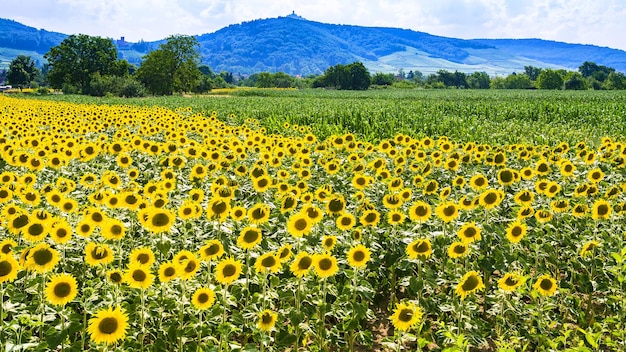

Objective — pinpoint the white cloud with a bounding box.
[2,0,625,50]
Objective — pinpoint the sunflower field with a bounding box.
[0,93,625,351]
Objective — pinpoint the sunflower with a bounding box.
[533,274,557,296]
[124,263,154,289]
[191,287,216,310]
[351,174,371,190]
[497,168,517,186]
[387,209,405,226]
[199,240,225,262]
[21,219,48,243]
[7,213,30,235]
[290,252,313,278]
[75,219,95,238]
[237,226,262,250]
[456,271,485,300]
[227,205,245,221]
[303,205,324,224]
[158,261,178,283]
[244,204,269,226]
[287,212,312,238]
[326,195,346,215]
[435,202,458,223]
[390,301,422,332]
[346,244,371,268]
[517,206,535,219]
[0,253,20,283]
[457,222,481,244]
[26,243,59,273]
[280,196,298,214]
[205,198,231,222]
[505,220,527,243]
[543,182,561,198]
[422,180,438,195]
[318,236,336,252]
[0,239,17,255]
[587,168,604,183]
[550,199,570,213]
[382,194,403,210]
[498,272,526,292]
[45,273,78,306]
[447,242,469,259]
[252,175,272,193]
[254,252,281,274]
[336,212,356,231]
[580,240,601,257]
[479,189,502,210]
[178,257,200,280]
[84,208,108,228]
[141,208,175,233]
[101,218,126,241]
[408,201,431,223]
[257,309,278,332]
[85,242,114,267]
[129,247,155,267]
[277,244,293,263]
[215,257,243,285]
[107,269,124,285]
[591,199,612,220]
[513,189,535,206]
[571,203,588,218]
[534,209,553,223]
[469,174,488,190]
[88,305,129,345]
[406,239,432,260]
[313,253,339,278]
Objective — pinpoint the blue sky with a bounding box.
[4,0,626,51]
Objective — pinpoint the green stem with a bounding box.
[141,288,146,352]
[178,282,185,352]
[396,330,403,352]
[294,279,302,352]
[220,285,228,352]
[81,302,87,350]
[197,311,203,350]
[39,272,46,341]
[60,307,65,352]
[1,283,4,351]
[317,279,328,350]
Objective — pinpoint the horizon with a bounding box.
[2,0,626,52]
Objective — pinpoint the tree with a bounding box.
[348,62,371,90]
[490,76,507,89]
[7,55,40,89]
[136,35,201,95]
[467,72,490,89]
[563,72,587,90]
[604,72,626,90]
[578,61,614,82]
[44,34,125,92]
[428,70,467,88]
[524,66,542,81]
[371,72,395,86]
[504,73,533,89]
[316,62,370,90]
[536,69,564,89]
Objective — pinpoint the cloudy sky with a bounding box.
[4,0,626,51]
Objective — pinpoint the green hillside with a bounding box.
[2,15,626,76]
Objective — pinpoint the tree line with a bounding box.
[3,33,626,95]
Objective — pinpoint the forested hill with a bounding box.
[0,18,66,52]
[2,15,626,75]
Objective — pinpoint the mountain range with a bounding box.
[2,14,626,76]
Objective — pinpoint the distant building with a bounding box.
[116,37,129,48]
